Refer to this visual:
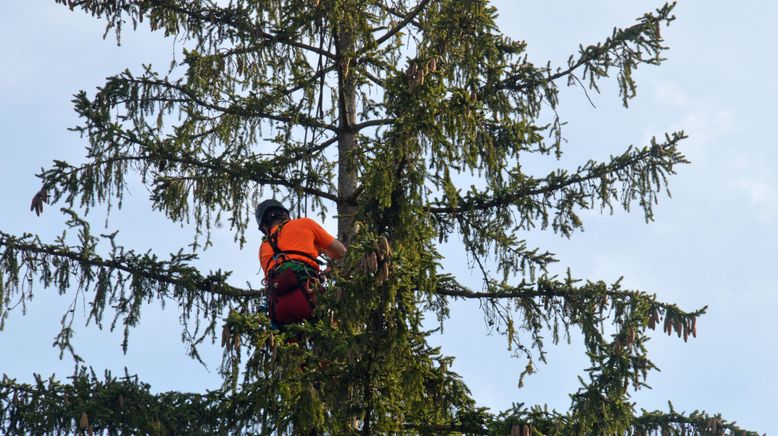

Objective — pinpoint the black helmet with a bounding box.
[255,199,288,229]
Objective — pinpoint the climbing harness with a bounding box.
[263,220,324,325]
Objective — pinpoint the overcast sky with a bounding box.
[1,1,775,433]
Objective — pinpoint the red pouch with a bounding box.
[270,268,299,295]
[271,288,314,324]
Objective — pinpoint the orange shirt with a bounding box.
[259,218,336,274]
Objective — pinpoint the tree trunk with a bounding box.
[335,25,358,246]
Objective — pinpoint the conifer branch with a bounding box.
[0,230,261,300]
[126,77,337,132]
[632,409,758,436]
[373,0,435,47]
[404,422,487,434]
[488,403,757,435]
[351,118,394,131]
[59,0,336,59]
[500,21,655,91]
[38,123,339,215]
[433,272,705,385]
[304,135,339,155]
[0,369,238,435]
[0,223,262,359]
[375,4,423,30]
[497,2,675,107]
[143,0,335,59]
[367,72,385,88]
[281,64,337,98]
[434,276,705,318]
[427,132,687,217]
[157,149,339,203]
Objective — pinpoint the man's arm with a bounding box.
[322,239,346,260]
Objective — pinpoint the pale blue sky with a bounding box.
[1,1,775,433]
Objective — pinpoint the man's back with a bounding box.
[259,217,335,274]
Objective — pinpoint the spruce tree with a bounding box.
[0,0,756,434]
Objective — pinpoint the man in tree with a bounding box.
[256,199,346,325]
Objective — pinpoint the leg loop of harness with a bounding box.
[266,262,322,325]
